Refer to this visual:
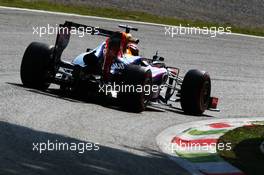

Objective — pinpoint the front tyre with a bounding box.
[180,69,211,115]
[20,42,54,90]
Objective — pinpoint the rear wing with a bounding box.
[53,21,115,64]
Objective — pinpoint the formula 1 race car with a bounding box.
[20,21,219,115]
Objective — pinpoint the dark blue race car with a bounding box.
[20,21,219,114]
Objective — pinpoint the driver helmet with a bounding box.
[126,43,139,56]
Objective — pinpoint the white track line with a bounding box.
[1,5,264,39]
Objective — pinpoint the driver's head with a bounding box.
[125,33,139,44]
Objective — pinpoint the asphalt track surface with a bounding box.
[0,8,264,175]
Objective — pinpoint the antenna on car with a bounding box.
[153,50,159,60]
[118,24,138,33]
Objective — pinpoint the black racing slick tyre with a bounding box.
[118,65,152,113]
[20,42,54,90]
[180,69,211,115]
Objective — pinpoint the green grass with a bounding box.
[217,125,264,175]
[0,0,264,36]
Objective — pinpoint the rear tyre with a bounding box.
[20,42,54,90]
[180,69,211,115]
[118,65,152,113]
